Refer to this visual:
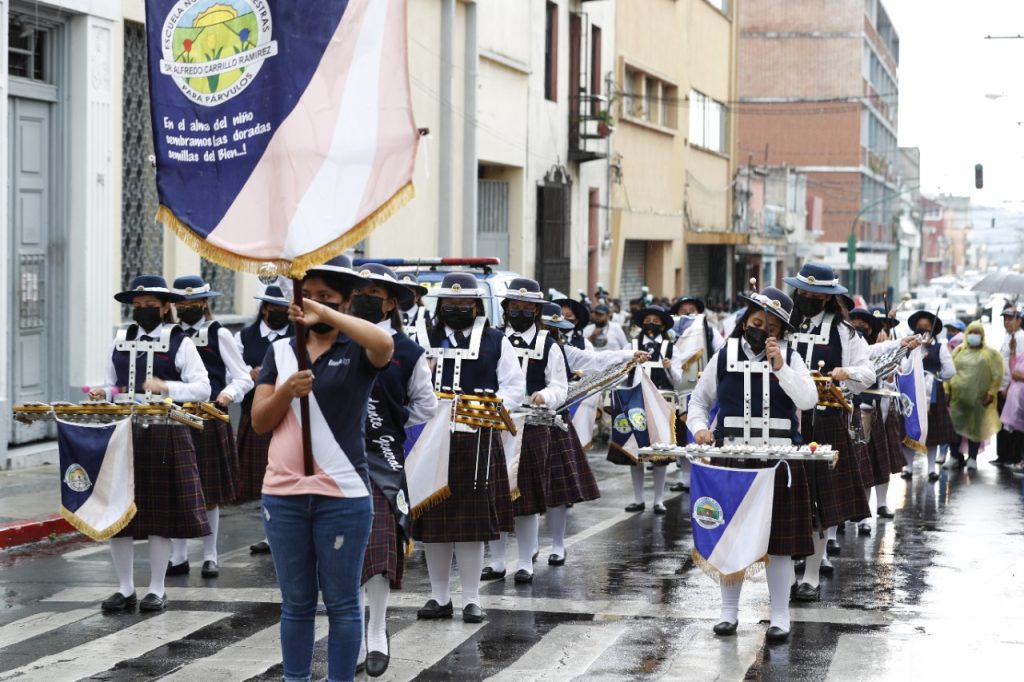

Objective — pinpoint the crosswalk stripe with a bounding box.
[484,622,628,681]
[656,622,766,681]
[159,617,329,681]
[0,609,96,648]
[381,620,485,682]
[0,611,228,682]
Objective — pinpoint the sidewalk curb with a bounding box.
[0,515,75,550]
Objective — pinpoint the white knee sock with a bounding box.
[486,534,507,573]
[515,515,540,573]
[875,482,889,509]
[170,538,189,565]
[147,536,172,598]
[454,542,484,607]
[676,457,690,485]
[927,447,937,474]
[423,542,453,605]
[630,466,645,504]
[109,537,135,596]
[902,445,915,470]
[827,526,837,542]
[719,580,743,624]
[365,574,390,654]
[766,555,793,632]
[802,533,827,588]
[202,506,220,562]
[547,505,569,558]
[652,467,668,506]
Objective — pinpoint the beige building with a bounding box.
[609,0,739,305]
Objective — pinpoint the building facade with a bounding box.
[738,0,900,301]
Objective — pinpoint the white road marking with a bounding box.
[484,622,627,681]
[657,622,766,681]
[0,609,96,648]
[381,620,485,682]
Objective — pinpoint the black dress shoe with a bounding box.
[166,560,190,576]
[820,556,834,576]
[480,566,506,581]
[625,502,646,512]
[713,621,737,636]
[900,470,913,480]
[792,583,820,602]
[416,599,453,620]
[653,503,668,515]
[928,472,940,482]
[462,603,486,623]
[514,569,534,584]
[826,539,841,556]
[876,506,895,519]
[101,591,137,611]
[858,522,872,536]
[366,631,390,677]
[765,626,790,643]
[669,481,687,492]
[548,552,566,566]
[139,593,167,611]
[201,560,219,577]
[249,540,271,554]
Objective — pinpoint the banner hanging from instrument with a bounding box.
[57,419,137,541]
[897,348,929,452]
[146,0,419,277]
[608,371,676,464]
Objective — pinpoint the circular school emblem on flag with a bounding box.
[396,490,410,516]
[613,413,631,435]
[63,464,93,493]
[693,496,725,530]
[159,0,279,106]
[627,408,647,432]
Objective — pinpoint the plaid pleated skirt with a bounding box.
[861,407,892,489]
[235,412,272,502]
[412,430,514,543]
[801,409,871,527]
[546,421,600,506]
[724,457,814,558]
[885,403,906,475]
[513,425,552,517]
[926,384,956,446]
[117,424,210,540]
[362,483,404,589]
[191,418,239,506]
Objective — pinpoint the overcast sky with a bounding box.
[884,0,1024,206]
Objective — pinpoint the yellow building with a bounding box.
[610,0,740,305]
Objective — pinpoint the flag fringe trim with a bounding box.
[509,487,521,502]
[60,502,137,542]
[690,547,769,585]
[409,485,451,520]
[902,436,927,453]
[157,181,416,278]
[682,349,704,371]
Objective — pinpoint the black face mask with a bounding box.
[133,307,163,333]
[642,323,662,338]
[309,301,340,334]
[266,310,290,331]
[794,295,825,318]
[441,304,476,331]
[744,326,769,354]
[177,307,205,326]
[349,294,386,323]
[594,319,608,328]
[915,327,932,337]
[506,309,536,333]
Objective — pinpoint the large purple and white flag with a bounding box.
[146,0,418,276]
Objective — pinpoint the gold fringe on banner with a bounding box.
[509,487,521,503]
[405,539,415,558]
[157,181,416,278]
[682,349,704,372]
[60,502,137,542]
[690,548,769,585]
[409,485,451,520]
[902,436,927,453]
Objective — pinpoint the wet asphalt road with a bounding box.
[2,445,1023,681]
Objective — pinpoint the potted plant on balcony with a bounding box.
[596,108,616,137]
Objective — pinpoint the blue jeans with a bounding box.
[262,493,372,682]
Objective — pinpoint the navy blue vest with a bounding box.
[801,315,846,373]
[428,325,503,393]
[505,330,558,395]
[714,342,801,443]
[922,342,941,375]
[631,334,675,390]
[239,320,294,412]
[111,324,186,393]
[569,329,586,350]
[189,322,227,399]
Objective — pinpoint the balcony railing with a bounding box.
[569,90,611,164]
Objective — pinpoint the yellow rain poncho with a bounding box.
[947,321,1004,442]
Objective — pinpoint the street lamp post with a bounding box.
[847,184,920,295]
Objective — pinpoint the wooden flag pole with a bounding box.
[292,279,315,476]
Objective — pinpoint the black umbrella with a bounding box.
[971,271,1024,296]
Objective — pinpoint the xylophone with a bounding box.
[13,401,205,431]
[437,390,517,434]
[638,442,838,469]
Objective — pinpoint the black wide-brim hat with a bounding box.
[255,284,290,307]
[114,275,184,303]
[397,274,429,298]
[503,277,546,305]
[908,310,942,332]
[172,275,222,301]
[430,272,487,300]
[541,302,574,330]
[632,305,674,331]
[737,287,796,332]
[553,298,590,329]
[783,261,848,295]
[849,307,884,335]
[305,254,371,290]
[870,307,900,329]
[670,295,705,315]
[354,263,414,307]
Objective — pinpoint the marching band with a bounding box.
[21,258,976,677]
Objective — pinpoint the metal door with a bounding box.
[478,179,509,264]
[536,167,572,295]
[9,97,53,443]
